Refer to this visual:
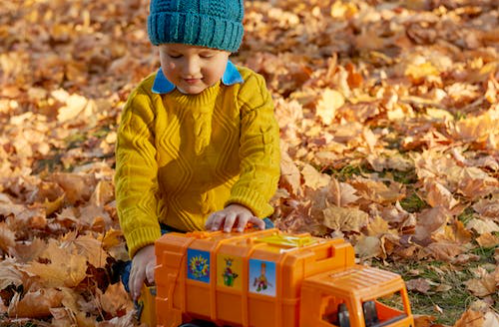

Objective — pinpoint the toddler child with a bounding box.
[115,0,281,300]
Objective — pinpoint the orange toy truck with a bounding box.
[141,228,414,327]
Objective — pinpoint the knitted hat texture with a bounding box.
[148,0,244,52]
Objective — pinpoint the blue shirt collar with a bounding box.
[152,60,244,94]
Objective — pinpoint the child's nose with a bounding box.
[183,57,200,76]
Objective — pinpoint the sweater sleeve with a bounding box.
[225,73,281,218]
[115,86,161,258]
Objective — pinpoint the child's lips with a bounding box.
[183,78,201,85]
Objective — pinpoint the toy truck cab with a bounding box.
[300,266,413,327]
[153,229,414,327]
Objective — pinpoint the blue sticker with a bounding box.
[249,259,276,296]
[187,249,210,283]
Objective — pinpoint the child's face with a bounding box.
[159,43,231,95]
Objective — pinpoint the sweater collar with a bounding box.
[152,60,244,94]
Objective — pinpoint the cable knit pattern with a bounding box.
[115,66,280,257]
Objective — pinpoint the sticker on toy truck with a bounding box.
[249,259,276,296]
[187,249,210,283]
[217,255,243,290]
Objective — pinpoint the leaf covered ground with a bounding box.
[0,0,498,326]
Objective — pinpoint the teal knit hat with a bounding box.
[148,0,244,52]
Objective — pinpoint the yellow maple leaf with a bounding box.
[23,240,87,288]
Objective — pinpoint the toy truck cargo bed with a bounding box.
[154,229,413,327]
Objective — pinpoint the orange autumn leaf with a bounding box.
[8,288,64,318]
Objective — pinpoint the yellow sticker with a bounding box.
[217,254,242,290]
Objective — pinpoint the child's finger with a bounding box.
[145,262,155,285]
[249,216,266,230]
[210,213,224,231]
[205,212,219,230]
[130,268,145,300]
[223,212,237,232]
[236,215,250,232]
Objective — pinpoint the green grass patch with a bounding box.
[457,207,475,226]
[400,192,427,213]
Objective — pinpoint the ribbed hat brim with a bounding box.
[148,12,244,52]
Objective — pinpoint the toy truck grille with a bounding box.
[154,229,414,327]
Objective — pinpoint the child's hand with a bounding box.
[205,204,265,232]
[129,244,156,301]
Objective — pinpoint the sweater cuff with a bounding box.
[225,186,274,218]
[125,226,162,258]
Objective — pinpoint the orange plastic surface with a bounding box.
[153,228,413,327]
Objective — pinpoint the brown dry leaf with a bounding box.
[280,145,302,196]
[8,288,64,318]
[424,241,464,262]
[434,220,472,245]
[414,207,451,244]
[473,198,499,219]
[483,312,499,327]
[11,238,47,263]
[465,268,497,297]
[98,283,133,317]
[467,219,499,235]
[414,315,437,327]
[450,108,498,144]
[367,216,394,237]
[323,206,369,232]
[424,180,459,210]
[0,222,16,253]
[0,257,24,290]
[50,173,96,205]
[316,89,345,125]
[350,177,405,204]
[476,233,499,248]
[354,235,382,259]
[89,180,114,207]
[23,239,87,288]
[406,278,432,294]
[62,232,109,268]
[301,164,330,190]
[327,178,359,207]
[454,310,485,327]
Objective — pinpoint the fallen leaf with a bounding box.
[323,206,369,232]
[354,235,382,259]
[406,278,432,294]
[301,164,330,190]
[454,310,484,327]
[8,288,64,318]
[23,239,87,288]
[0,222,16,253]
[467,219,499,235]
[316,89,344,125]
[476,233,499,248]
[465,271,496,297]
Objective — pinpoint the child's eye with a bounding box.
[200,53,214,59]
[168,54,182,59]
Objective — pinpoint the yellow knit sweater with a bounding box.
[115,66,280,257]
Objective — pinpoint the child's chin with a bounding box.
[178,86,206,95]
